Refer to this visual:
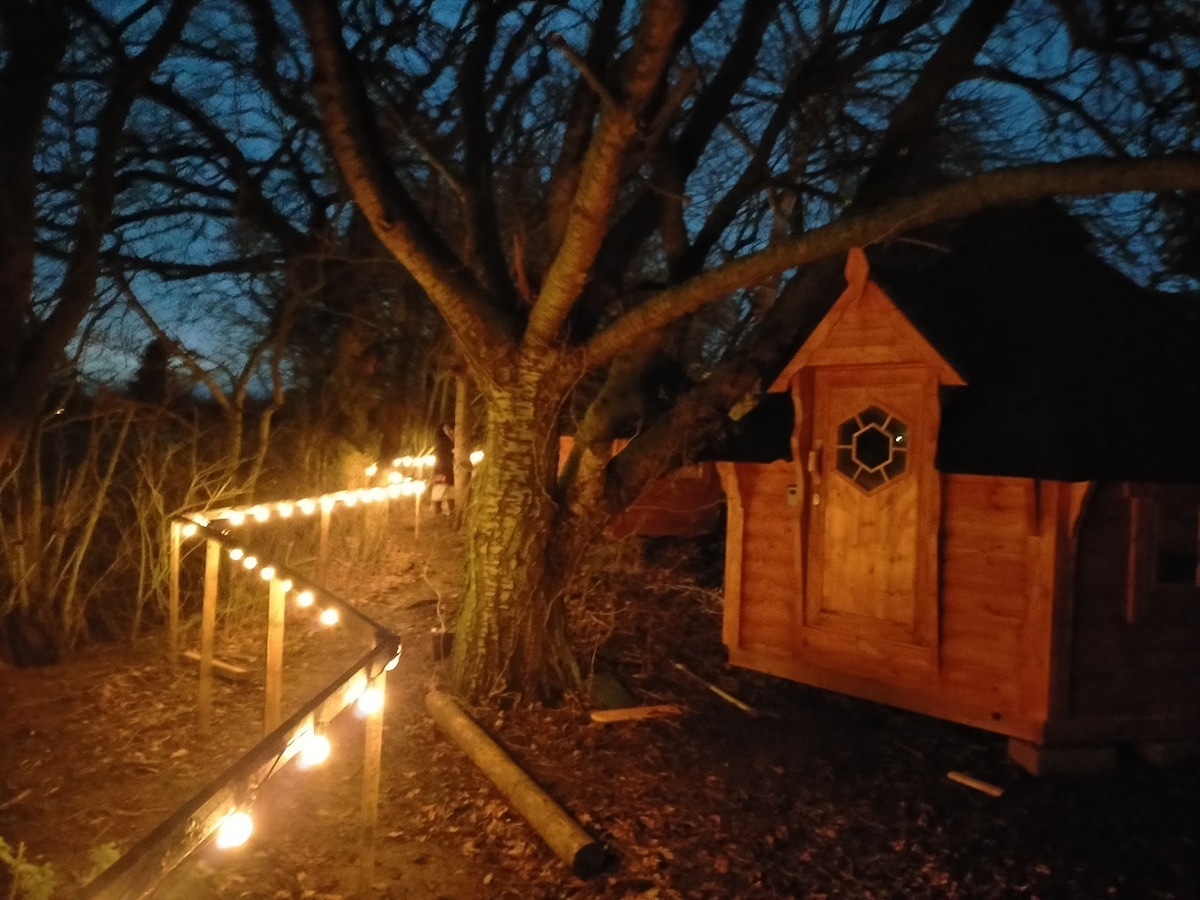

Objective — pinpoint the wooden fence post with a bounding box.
[318,502,331,583]
[265,578,285,734]
[358,673,386,896]
[200,539,220,735]
[168,521,181,663]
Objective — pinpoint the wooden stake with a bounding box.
[358,674,386,897]
[425,691,606,877]
[200,539,219,735]
[265,578,285,734]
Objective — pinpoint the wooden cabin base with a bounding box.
[1133,741,1200,767]
[1007,738,1119,777]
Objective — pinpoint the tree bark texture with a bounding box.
[451,359,581,701]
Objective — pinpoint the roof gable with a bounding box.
[768,248,964,391]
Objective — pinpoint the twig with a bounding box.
[673,663,757,715]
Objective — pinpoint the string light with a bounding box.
[365,463,378,477]
[259,566,276,580]
[296,733,331,769]
[470,450,484,465]
[279,579,293,592]
[181,522,198,538]
[277,503,294,518]
[296,590,314,607]
[319,608,339,626]
[298,499,316,515]
[229,548,244,561]
[215,811,253,849]
[385,651,401,672]
[227,511,246,526]
[252,506,270,522]
[242,556,258,570]
[358,683,384,716]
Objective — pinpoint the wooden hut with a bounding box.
[558,436,724,538]
[717,208,1200,773]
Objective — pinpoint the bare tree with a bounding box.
[178,0,1200,701]
[0,0,200,467]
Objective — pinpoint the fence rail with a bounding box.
[80,482,421,899]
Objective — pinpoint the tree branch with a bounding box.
[523,0,686,350]
[584,155,1200,367]
[291,0,522,374]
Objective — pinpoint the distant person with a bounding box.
[431,421,454,515]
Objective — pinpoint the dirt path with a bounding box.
[3,516,1199,899]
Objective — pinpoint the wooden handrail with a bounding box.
[79,497,404,898]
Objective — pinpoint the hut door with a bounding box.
[803,365,938,678]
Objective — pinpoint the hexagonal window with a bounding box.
[835,405,908,493]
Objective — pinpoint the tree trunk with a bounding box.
[450,363,581,702]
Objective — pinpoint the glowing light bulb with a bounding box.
[297,733,331,769]
[229,548,244,561]
[252,506,269,522]
[242,556,258,570]
[358,684,384,716]
[181,523,198,538]
[298,499,316,515]
[279,579,293,592]
[215,811,253,849]
[469,450,484,465]
[319,607,339,626]
[227,511,245,526]
[388,471,401,484]
[365,463,378,477]
[344,493,359,507]
[392,458,402,467]
[296,590,314,607]
[320,497,335,513]
[259,566,276,580]
[277,503,294,518]
[385,651,401,672]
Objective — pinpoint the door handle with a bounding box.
[807,440,823,486]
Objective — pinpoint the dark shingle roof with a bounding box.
[880,204,1200,481]
[723,203,1200,482]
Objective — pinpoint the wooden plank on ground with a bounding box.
[589,704,684,723]
[181,650,250,682]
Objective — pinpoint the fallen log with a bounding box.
[425,690,606,877]
[589,704,684,723]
